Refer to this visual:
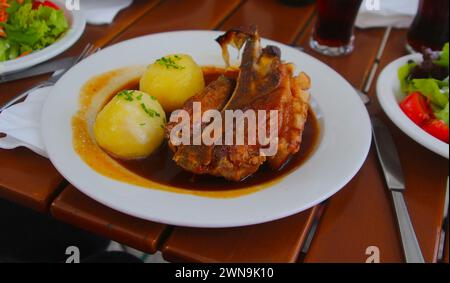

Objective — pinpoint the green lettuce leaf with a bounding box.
[398,61,416,93]
[435,43,449,69]
[1,1,68,61]
[5,0,24,15]
[0,39,9,62]
[435,102,449,125]
[409,78,449,108]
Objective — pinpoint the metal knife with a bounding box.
[372,118,425,263]
[0,57,75,84]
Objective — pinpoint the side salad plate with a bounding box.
[0,0,85,74]
[377,44,449,158]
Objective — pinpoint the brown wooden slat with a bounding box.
[304,29,449,263]
[0,1,162,212]
[220,0,315,43]
[92,0,163,48]
[304,132,448,263]
[51,186,167,253]
[163,206,319,263]
[46,0,163,56]
[109,0,244,44]
[0,148,63,212]
[393,128,448,263]
[160,1,320,263]
[304,151,404,262]
[295,20,386,89]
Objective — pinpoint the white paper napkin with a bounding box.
[0,87,51,158]
[356,0,419,29]
[82,0,133,25]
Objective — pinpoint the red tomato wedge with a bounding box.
[422,119,449,143]
[399,92,433,125]
[32,1,60,10]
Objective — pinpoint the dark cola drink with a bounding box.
[310,0,363,56]
[407,0,449,52]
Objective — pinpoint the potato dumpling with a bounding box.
[140,54,205,112]
[94,90,166,160]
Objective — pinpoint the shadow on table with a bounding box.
[0,197,116,263]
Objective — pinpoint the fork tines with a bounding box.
[75,43,96,64]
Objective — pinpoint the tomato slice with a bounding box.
[32,1,60,10]
[400,92,433,126]
[422,119,449,143]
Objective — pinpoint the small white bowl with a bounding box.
[0,0,86,75]
[377,54,449,159]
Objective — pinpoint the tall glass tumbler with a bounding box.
[310,0,363,56]
[407,0,449,52]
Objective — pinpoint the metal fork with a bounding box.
[0,44,96,113]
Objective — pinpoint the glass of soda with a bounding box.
[310,0,363,56]
[407,0,449,52]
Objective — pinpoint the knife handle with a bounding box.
[391,191,425,263]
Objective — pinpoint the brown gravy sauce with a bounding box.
[72,66,320,198]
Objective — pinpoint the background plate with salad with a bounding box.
[0,0,85,74]
[398,44,449,144]
[377,43,449,159]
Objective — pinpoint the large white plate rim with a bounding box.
[42,30,372,228]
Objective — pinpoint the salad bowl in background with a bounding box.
[377,53,449,159]
[0,0,85,74]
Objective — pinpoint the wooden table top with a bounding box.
[1,0,448,263]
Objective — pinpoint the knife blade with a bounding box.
[372,118,425,263]
[0,57,75,84]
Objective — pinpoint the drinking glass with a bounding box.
[407,0,449,52]
[310,0,363,56]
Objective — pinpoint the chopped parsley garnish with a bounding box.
[141,103,161,118]
[117,90,135,101]
[140,123,146,126]
[156,56,185,70]
[136,94,143,101]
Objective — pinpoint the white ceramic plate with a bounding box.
[0,0,85,75]
[377,54,449,159]
[42,31,372,228]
